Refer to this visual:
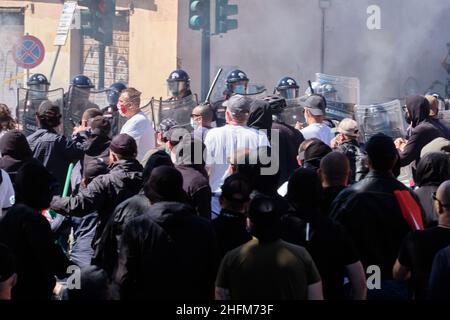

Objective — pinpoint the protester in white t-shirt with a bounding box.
[0,169,14,217]
[205,95,270,218]
[119,88,155,161]
[300,95,335,146]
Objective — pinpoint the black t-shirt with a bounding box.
[281,214,359,300]
[322,186,347,216]
[212,209,252,260]
[398,226,450,299]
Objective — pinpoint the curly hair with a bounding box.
[0,104,16,131]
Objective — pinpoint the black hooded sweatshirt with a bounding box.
[173,136,211,219]
[27,127,86,195]
[414,152,450,227]
[247,99,273,138]
[247,99,304,187]
[400,95,450,167]
[50,159,143,247]
[116,201,218,300]
[0,130,41,185]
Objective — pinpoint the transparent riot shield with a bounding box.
[280,97,306,127]
[313,73,360,121]
[16,87,64,136]
[241,84,267,99]
[355,99,406,143]
[149,94,198,130]
[64,86,109,137]
[438,110,450,128]
[140,99,155,130]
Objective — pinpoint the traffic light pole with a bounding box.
[201,28,210,101]
[98,43,105,89]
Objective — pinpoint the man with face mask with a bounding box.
[211,70,250,128]
[191,103,213,140]
[118,88,155,162]
[166,69,192,101]
[275,77,300,99]
[226,69,249,95]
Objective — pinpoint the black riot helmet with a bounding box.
[275,77,299,99]
[27,73,50,87]
[107,82,127,106]
[27,73,50,100]
[226,69,249,94]
[167,69,190,98]
[71,74,95,89]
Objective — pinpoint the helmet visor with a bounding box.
[107,90,120,106]
[232,81,248,94]
[168,81,186,97]
[279,88,299,99]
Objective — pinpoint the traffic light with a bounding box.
[215,0,238,34]
[189,0,210,30]
[78,0,115,45]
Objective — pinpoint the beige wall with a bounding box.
[23,1,77,91]
[128,0,179,103]
[0,0,79,91]
[0,0,183,105]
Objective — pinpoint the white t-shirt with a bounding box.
[205,124,270,194]
[120,112,156,162]
[0,170,15,217]
[300,123,335,146]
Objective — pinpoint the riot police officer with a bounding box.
[27,73,50,95]
[64,74,98,136]
[275,76,299,99]
[167,69,192,100]
[20,74,51,135]
[226,69,249,94]
[210,69,250,127]
[103,82,127,135]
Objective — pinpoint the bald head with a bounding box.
[192,104,213,128]
[319,152,351,187]
[436,180,450,214]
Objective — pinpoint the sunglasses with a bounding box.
[190,113,202,118]
[432,192,450,208]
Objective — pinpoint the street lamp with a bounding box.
[319,0,331,73]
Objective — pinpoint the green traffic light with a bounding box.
[190,0,203,11]
[190,15,203,28]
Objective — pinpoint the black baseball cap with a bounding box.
[302,94,326,116]
[221,173,251,203]
[298,139,332,163]
[110,133,137,158]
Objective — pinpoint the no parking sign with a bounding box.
[13,35,45,69]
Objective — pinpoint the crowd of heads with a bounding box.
[0,73,450,302]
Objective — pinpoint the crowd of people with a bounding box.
[1,83,450,301]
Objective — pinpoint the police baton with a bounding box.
[204,68,223,104]
[308,80,315,94]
